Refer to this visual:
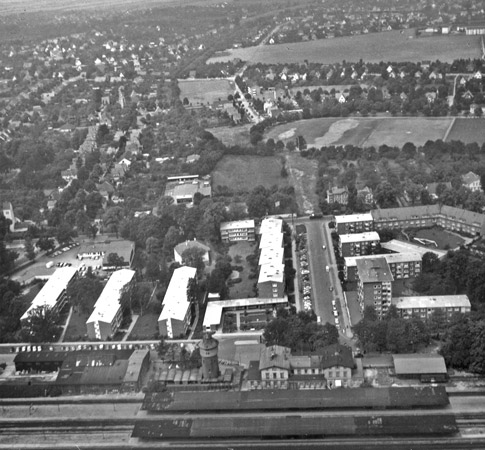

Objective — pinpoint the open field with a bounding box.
[212,155,288,191]
[208,29,481,65]
[178,79,234,107]
[445,118,485,144]
[0,0,222,15]
[207,124,252,147]
[266,117,465,149]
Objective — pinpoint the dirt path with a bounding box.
[285,151,319,214]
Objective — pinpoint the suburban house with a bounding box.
[326,186,349,205]
[462,171,481,192]
[392,294,471,320]
[174,240,210,265]
[158,266,197,338]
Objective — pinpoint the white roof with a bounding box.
[203,297,287,328]
[259,232,283,249]
[339,231,380,244]
[335,213,373,224]
[381,239,447,259]
[345,252,422,268]
[158,266,197,323]
[220,220,255,231]
[21,267,78,320]
[392,295,471,310]
[259,218,282,235]
[259,246,284,266]
[258,262,285,284]
[86,269,136,325]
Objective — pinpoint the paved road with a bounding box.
[295,217,353,341]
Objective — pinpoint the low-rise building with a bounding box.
[462,171,481,192]
[220,220,255,242]
[356,257,393,318]
[86,269,136,340]
[392,354,448,382]
[164,175,211,207]
[158,266,197,338]
[174,240,210,265]
[335,213,374,235]
[339,231,380,257]
[392,295,471,320]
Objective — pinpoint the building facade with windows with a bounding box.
[335,213,374,235]
[392,295,471,320]
[356,257,394,319]
[158,266,197,338]
[86,269,136,340]
[339,231,380,257]
[326,186,349,205]
[220,220,255,242]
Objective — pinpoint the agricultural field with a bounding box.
[445,118,485,144]
[178,79,234,107]
[212,155,288,192]
[207,124,252,147]
[266,117,456,149]
[208,29,481,65]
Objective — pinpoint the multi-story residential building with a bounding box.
[392,295,471,320]
[247,344,355,390]
[372,205,485,236]
[344,252,421,282]
[335,213,374,235]
[326,186,349,205]
[220,219,255,242]
[21,267,78,322]
[356,257,394,318]
[86,269,136,340]
[339,231,380,257]
[158,266,197,338]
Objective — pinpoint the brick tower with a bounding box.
[199,332,219,380]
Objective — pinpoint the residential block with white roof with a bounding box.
[339,231,380,257]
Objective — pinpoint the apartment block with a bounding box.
[335,213,374,235]
[392,295,471,320]
[220,220,255,242]
[339,231,380,257]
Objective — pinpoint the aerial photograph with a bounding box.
[1,0,485,448]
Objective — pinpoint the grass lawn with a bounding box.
[208,30,480,65]
[446,119,485,145]
[178,78,233,107]
[213,155,288,192]
[413,227,466,250]
[63,310,89,342]
[228,241,258,299]
[128,312,159,340]
[207,124,252,147]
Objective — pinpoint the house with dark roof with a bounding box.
[392,354,448,382]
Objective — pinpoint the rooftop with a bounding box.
[393,354,447,375]
[335,213,373,224]
[339,231,380,244]
[381,239,447,259]
[158,266,197,323]
[174,240,210,256]
[258,262,285,284]
[355,257,393,283]
[220,220,255,231]
[392,295,471,310]
[345,251,422,268]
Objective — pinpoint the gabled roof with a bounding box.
[259,345,291,371]
[393,354,447,375]
[316,344,354,369]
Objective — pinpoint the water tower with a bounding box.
[198,332,219,380]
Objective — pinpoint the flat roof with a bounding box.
[220,220,255,231]
[86,269,136,325]
[393,354,447,375]
[259,232,283,249]
[339,231,380,244]
[335,213,373,224]
[259,218,283,235]
[258,262,284,284]
[345,252,422,268]
[381,240,447,259]
[259,246,284,266]
[158,266,197,323]
[203,297,287,328]
[21,267,78,320]
[355,257,393,283]
[392,295,471,310]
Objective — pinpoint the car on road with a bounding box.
[332,300,336,307]
[325,265,329,272]
[329,286,334,292]
[334,317,340,325]
[309,213,323,219]
[322,245,326,249]
[333,310,338,317]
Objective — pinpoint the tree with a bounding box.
[66,277,104,314]
[21,305,62,343]
[56,223,74,244]
[36,237,55,252]
[181,247,206,278]
[24,237,36,261]
[106,252,125,268]
[309,322,339,351]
